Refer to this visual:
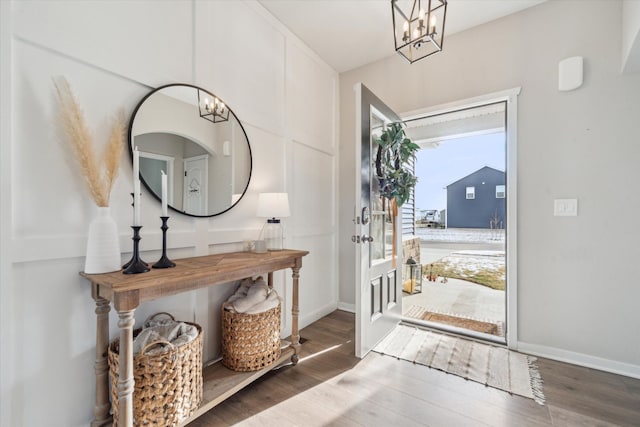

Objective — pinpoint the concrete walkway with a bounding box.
[403,278,505,324]
[403,232,506,328]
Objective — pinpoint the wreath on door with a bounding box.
[374,122,419,207]
[373,122,419,265]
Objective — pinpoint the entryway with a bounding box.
[399,91,519,346]
[354,84,519,356]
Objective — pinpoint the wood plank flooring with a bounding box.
[189,310,640,426]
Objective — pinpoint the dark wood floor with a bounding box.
[190,310,640,426]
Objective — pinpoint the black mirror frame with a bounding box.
[128,83,253,218]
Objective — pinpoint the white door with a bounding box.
[355,83,403,358]
[183,155,208,216]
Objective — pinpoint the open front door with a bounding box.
[355,83,403,358]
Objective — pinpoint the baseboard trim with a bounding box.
[300,302,338,330]
[337,302,355,313]
[518,341,640,379]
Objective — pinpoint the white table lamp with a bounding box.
[257,193,290,250]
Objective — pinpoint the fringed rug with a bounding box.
[373,324,545,404]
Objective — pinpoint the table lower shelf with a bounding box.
[180,342,295,425]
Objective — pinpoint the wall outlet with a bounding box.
[554,199,578,216]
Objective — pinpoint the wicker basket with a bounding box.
[108,313,203,426]
[221,302,281,372]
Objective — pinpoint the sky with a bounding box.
[415,132,505,212]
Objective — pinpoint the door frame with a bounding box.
[401,87,521,350]
[139,151,175,206]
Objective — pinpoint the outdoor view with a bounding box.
[403,129,507,338]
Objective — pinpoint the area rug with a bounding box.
[373,324,545,404]
[404,305,501,336]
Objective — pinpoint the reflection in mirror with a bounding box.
[129,84,252,217]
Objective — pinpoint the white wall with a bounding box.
[339,0,640,376]
[0,1,338,425]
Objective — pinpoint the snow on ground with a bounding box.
[416,227,505,243]
[434,254,505,281]
[453,250,505,257]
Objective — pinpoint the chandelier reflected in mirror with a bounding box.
[197,89,229,123]
[391,0,447,64]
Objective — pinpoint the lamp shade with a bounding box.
[256,193,290,218]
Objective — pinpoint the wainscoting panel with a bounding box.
[13,1,193,86]
[286,39,337,155]
[289,233,338,328]
[290,141,336,236]
[3,2,338,425]
[196,0,286,138]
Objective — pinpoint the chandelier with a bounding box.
[197,90,229,123]
[391,0,447,64]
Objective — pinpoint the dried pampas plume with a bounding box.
[54,77,124,207]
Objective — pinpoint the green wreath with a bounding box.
[374,122,419,207]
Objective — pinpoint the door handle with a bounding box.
[361,234,374,243]
[361,207,370,225]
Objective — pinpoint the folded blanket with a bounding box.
[232,282,269,313]
[133,319,198,356]
[244,288,280,314]
[226,276,280,314]
[226,277,254,303]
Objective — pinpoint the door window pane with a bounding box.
[370,111,391,264]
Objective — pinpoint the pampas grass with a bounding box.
[54,77,124,207]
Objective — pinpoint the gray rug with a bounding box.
[373,324,545,404]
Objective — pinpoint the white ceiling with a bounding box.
[258,0,546,73]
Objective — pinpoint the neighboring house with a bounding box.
[446,166,505,229]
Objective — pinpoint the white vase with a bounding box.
[84,206,121,274]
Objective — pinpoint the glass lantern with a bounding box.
[403,256,423,294]
[261,218,283,251]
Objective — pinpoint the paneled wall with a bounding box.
[0,1,338,425]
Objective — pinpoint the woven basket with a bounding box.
[221,302,281,372]
[108,313,203,426]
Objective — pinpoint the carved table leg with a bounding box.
[290,265,301,364]
[117,309,136,427]
[91,294,111,427]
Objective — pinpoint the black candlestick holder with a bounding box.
[123,192,148,269]
[123,226,150,274]
[153,216,175,269]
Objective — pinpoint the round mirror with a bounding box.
[129,83,252,217]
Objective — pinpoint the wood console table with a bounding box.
[81,249,309,427]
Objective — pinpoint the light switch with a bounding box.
[554,199,578,216]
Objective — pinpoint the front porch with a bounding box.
[402,228,506,337]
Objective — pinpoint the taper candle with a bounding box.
[134,180,141,226]
[161,170,168,216]
[133,146,141,226]
[133,146,139,182]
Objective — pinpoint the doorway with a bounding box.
[183,154,209,216]
[400,89,519,347]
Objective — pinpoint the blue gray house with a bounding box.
[446,166,505,229]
